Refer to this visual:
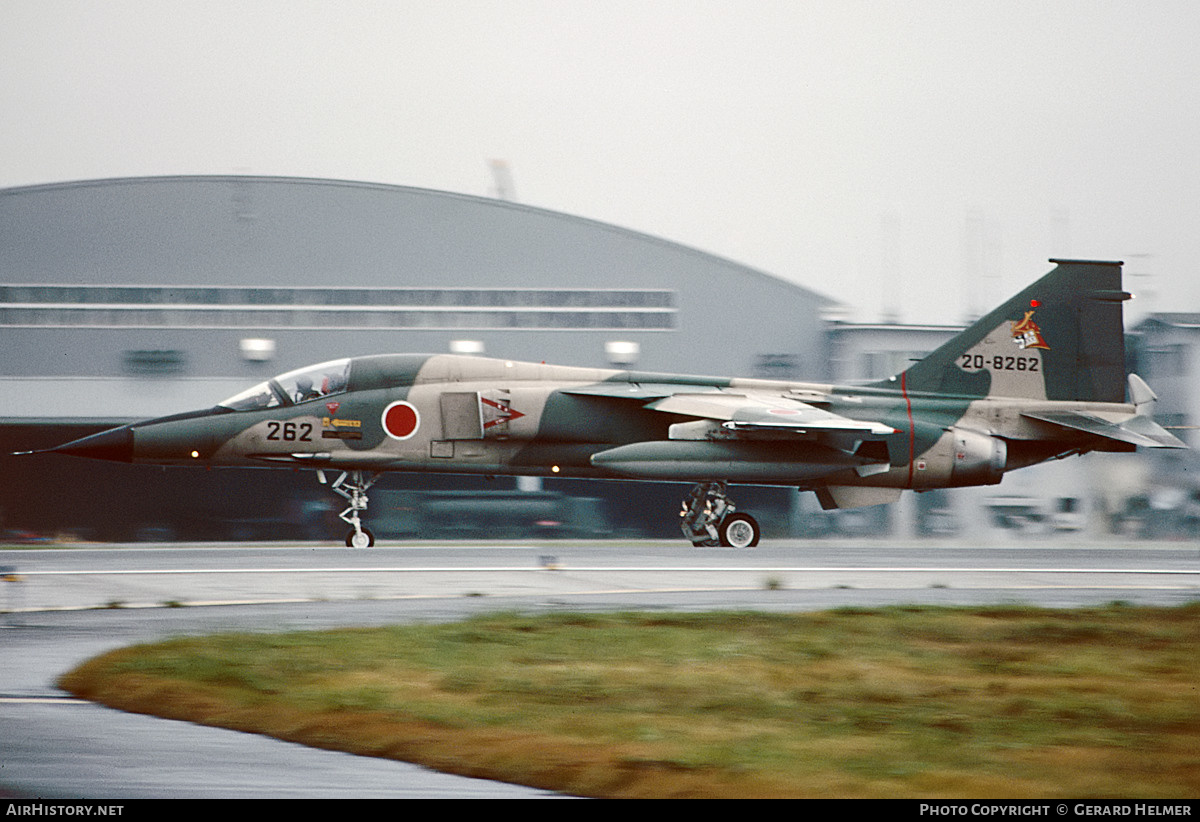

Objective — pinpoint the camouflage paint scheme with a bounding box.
[38,260,1185,546]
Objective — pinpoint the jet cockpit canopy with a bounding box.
[219,358,351,411]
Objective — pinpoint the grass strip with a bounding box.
[59,604,1200,798]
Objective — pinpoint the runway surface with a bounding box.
[3,538,1198,798]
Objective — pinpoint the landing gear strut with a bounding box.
[319,470,379,548]
[679,481,760,548]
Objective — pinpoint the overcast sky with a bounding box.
[4,1,1198,323]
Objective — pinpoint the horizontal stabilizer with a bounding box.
[1021,410,1187,449]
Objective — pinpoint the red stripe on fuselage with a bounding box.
[901,371,915,488]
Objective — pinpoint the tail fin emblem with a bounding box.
[1011,310,1050,350]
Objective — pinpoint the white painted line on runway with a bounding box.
[13,566,1200,576]
[4,581,1197,616]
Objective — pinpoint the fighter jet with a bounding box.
[29,260,1185,548]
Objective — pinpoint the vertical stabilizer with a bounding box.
[888,260,1129,402]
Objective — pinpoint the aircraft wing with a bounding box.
[562,382,722,400]
[645,391,897,438]
[1021,410,1187,449]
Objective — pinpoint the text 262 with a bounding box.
[266,421,313,441]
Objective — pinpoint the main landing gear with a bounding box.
[680,481,760,548]
[319,470,379,548]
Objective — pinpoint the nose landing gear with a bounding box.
[680,481,760,548]
[319,470,379,548]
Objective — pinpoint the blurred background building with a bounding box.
[1,176,1194,542]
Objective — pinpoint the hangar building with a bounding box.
[0,176,835,541]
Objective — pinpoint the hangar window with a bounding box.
[1145,344,1186,379]
[123,349,186,376]
[0,285,677,331]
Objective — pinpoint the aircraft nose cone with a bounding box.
[53,426,135,463]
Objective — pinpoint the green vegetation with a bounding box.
[59,605,1200,798]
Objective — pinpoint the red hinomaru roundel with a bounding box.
[382,400,420,440]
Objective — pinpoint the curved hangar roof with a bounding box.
[0,176,833,382]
